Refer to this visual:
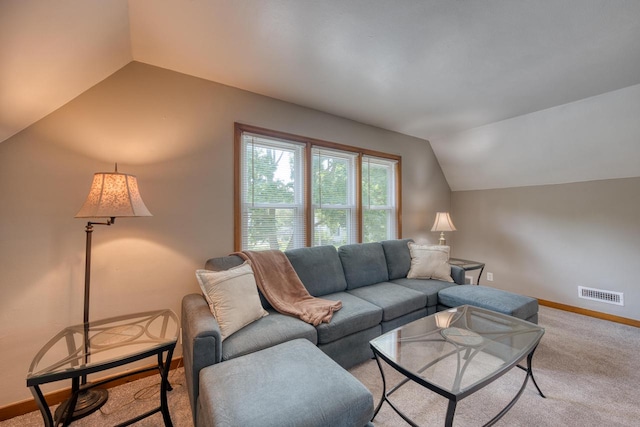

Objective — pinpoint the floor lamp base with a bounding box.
[54,388,108,422]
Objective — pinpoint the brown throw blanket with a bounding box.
[236,250,342,326]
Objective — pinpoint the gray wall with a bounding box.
[0,61,450,406]
[451,177,640,321]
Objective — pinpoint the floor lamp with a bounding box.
[58,164,152,421]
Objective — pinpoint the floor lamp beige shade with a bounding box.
[431,212,456,246]
[75,166,152,218]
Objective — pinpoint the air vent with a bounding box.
[578,286,624,306]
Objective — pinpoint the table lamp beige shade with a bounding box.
[431,212,456,246]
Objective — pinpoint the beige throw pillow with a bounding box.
[407,243,454,282]
[195,262,268,341]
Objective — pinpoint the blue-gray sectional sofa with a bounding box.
[181,239,538,426]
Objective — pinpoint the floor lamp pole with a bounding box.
[55,220,113,422]
[83,223,94,326]
[82,219,113,381]
[82,218,115,324]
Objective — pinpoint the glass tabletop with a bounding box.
[27,309,179,384]
[449,258,484,269]
[370,305,544,399]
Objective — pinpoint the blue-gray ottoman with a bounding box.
[196,338,374,427]
[438,285,539,323]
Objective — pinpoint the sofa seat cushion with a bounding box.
[391,278,456,307]
[198,339,374,427]
[221,310,317,361]
[347,282,427,322]
[438,285,538,322]
[285,245,348,296]
[339,242,389,289]
[314,292,383,344]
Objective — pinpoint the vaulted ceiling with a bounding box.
[3,0,640,190]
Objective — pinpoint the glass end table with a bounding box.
[449,258,485,285]
[26,309,179,427]
[370,305,545,427]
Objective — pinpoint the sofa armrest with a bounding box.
[450,265,465,285]
[181,293,222,423]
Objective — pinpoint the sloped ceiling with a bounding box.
[2,0,640,190]
[0,0,132,143]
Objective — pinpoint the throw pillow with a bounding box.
[195,262,268,341]
[407,242,454,282]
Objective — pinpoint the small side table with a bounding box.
[27,309,179,427]
[449,258,485,285]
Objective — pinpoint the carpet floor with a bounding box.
[3,306,638,426]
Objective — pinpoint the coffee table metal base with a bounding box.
[371,345,545,427]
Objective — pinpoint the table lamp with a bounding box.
[60,164,152,420]
[431,212,456,246]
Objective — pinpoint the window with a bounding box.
[235,124,401,251]
[312,148,358,246]
[362,156,397,242]
[239,134,305,251]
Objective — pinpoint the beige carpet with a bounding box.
[3,306,638,426]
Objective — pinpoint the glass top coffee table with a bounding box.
[27,309,179,427]
[370,305,545,427]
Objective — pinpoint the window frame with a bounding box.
[234,123,402,251]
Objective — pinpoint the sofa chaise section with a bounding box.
[197,339,374,427]
[438,284,539,324]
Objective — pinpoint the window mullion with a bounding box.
[356,153,363,243]
[305,141,312,247]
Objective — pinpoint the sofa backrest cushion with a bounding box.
[338,242,390,289]
[205,255,244,271]
[381,239,414,280]
[450,265,466,285]
[285,245,347,296]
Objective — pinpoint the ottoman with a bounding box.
[196,339,374,427]
[438,285,539,323]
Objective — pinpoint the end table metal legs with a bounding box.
[29,347,175,427]
[29,385,54,427]
[159,347,175,427]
